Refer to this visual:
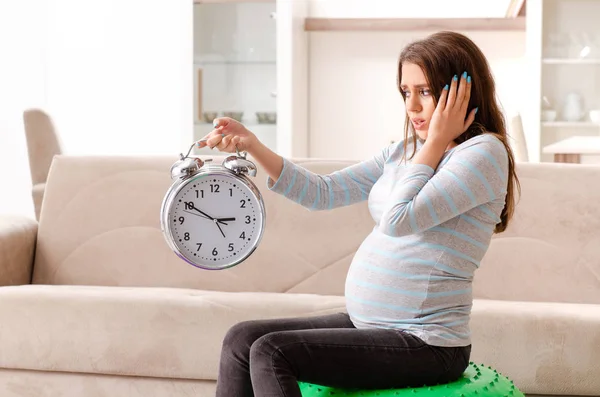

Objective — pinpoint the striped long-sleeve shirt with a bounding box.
[266,133,509,347]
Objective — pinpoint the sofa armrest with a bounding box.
[471,298,600,396]
[0,215,37,286]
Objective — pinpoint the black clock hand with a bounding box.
[192,207,216,220]
[215,220,226,238]
[184,210,228,225]
[192,207,231,225]
[189,204,226,237]
[216,217,236,222]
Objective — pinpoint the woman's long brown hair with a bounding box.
[397,31,520,234]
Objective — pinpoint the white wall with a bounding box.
[0,0,529,218]
[0,0,193,219]
[45,0,192,156]
[309,31,527,159]
[306,0,527,159]
[0,0,47,218]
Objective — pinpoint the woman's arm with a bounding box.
[249,140,389,211]
[378,134,508,236]
[247,139,285,184]
[200,117,390,211]
[410,137,448,171]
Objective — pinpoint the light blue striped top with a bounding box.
[266,133,509,347]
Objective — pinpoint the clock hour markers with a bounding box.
[162,154,265,271]
[165,173,262,269]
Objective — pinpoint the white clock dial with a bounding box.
[167,173,264,269]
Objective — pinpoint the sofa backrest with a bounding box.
[474,161,600,304]
[32,154,373,295]
[33,155,600,304]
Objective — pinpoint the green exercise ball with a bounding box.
[298,362,524,397]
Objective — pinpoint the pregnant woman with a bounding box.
[199,30,520,397]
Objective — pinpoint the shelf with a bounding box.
[194,0,274,4]
[542,58,600,65]
[542,121,600,128]
[542,136,600,155]
[304,17,526,32]
[194,60,276,66]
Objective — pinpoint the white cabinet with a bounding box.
[191,0,309,158]
[528,0,600,162]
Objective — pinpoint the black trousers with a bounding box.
[215,312,471,397]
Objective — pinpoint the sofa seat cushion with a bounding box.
[469,299,600,396]
[0,285,346,381]
[1,285,599,395]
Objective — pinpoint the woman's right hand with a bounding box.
[197,117,259,153]
[427,72,476,147]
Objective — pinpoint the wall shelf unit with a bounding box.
[529,0,600,163]
[304,17,526,32]
[191,0,308,158]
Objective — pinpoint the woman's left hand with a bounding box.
[427,71,477,146]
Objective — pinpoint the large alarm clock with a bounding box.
[160,142,266,270]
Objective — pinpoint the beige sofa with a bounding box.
[1,154,599,397]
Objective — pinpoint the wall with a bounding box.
[309,31,527,159]
[306,0,527,159]
[0,0,192,219]
[45,0,192,157]
[0,0,528,218]
[0,0,47,218]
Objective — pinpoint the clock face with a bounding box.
[165,172,264,270]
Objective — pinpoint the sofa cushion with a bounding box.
[0,285,346,381]
[0,285,598,395]
[470,299,600,395]
[0,215,37,286]
[476,162,600,305]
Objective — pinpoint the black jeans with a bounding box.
[215,312,471,397]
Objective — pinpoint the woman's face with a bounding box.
[400,62,436,141]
